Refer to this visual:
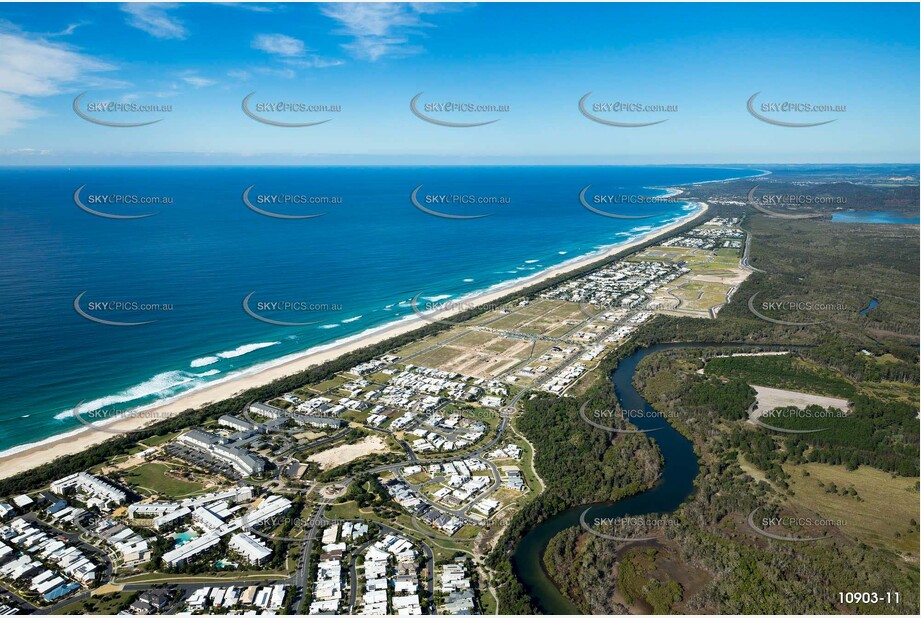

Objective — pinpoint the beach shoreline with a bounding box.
[0,201,709,481]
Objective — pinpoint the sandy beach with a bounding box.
[0,202,707,481]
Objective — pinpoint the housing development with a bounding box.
[0,214,776,614]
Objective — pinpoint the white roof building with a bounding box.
[229,532,272,565]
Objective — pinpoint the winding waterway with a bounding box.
[511,342,703,614]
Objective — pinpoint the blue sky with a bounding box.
[0,2,918,164]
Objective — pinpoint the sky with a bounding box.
[0,1,918,165]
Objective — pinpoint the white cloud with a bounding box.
[252,33,306,57]
[121,3,187,40]
[320,2,462,61]
[180,73,217,88]
[228,69,252,81]
[249,33,342,76]
[0,30,114,134]
[0,147,52,156]
[283,56,344,69]
[0,32,113,97]
[254,66,296,80]
[0,92,42,135]
[213,2,275,12]
[49,22,88,37]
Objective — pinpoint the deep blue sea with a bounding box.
[0,166,759,455]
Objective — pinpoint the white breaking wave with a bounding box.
[216,341,280,359]
[10,191,730,463]
[192,369,220,377]
[342,316,362,323]
[422,294,451,302]
[463,278,474,282]
[53,370,198,420]
[525,259,539,264]
[320,324,340,329]
[190,356,219,368]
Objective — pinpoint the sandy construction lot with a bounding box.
[750,385,851,420]
[307,435,389,470]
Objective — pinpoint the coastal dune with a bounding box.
[0,203,707,481]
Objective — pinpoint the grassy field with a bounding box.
[116,570,290,584]
[860,379,920,405]
[138,432,178,447]
[300,374,349,395]
[57,591,137,615]
[408,330,533,378]
[479,299,584,337]
[784,462,920,556]
[124,462,209,498]
[393,328,467,358]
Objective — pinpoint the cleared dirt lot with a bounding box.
[307,435,389,470]
[749,385,851,420]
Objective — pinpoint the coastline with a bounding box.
[0,201,709,481]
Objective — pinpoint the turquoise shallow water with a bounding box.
[173,530,198,546]
[831,211,919,224]
[0,165,760,455]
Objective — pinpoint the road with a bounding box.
[291,503,327,613]
[332,519,434,613]
[22,513,114,615]
[741,230,763,272]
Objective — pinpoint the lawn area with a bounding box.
[117,570,290,585]
[138,431,178,447]
[57,591,137,615]
[405,471,430,485]
[784,462,919,556]
[124,462,209,498]
[302,374,349,394]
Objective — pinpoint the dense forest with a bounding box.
[487,341,663,614]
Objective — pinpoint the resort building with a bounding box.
[49,473,126,510]
[228,532,272,565]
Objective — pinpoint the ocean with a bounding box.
[0,166,759,456]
